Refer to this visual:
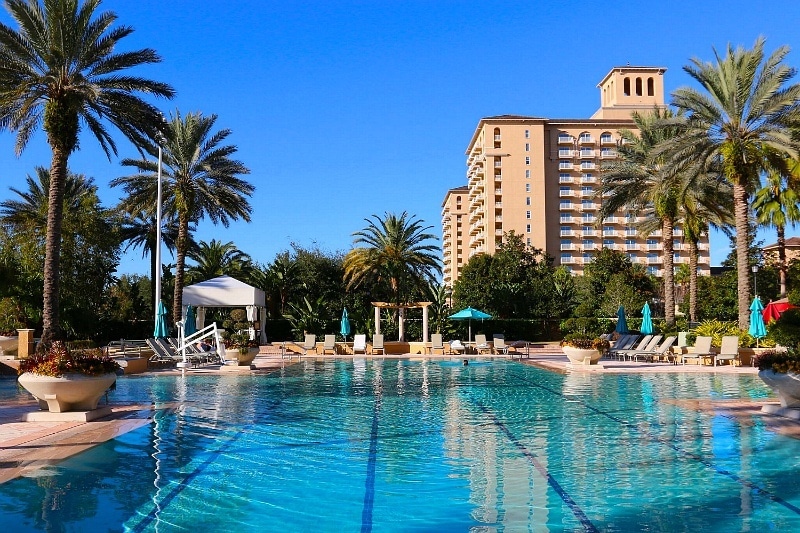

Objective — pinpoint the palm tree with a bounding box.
[0,0,174,344]
[344,212,441,307]
[753,164,800,297]
[118,210,185,310]
[599,108,683,326]
[187,239,252,283]
[1,167,95,228]
[660,38,800,329]
[111,110,253,324]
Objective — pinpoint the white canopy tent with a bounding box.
[182,275,267,343]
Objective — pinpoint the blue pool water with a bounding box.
[1,359,798,532]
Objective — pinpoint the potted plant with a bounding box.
[222,309,258,366]
[755,349,800,408]
[17,341,120,412]
[560,335,610,366]
[0,297,25,355]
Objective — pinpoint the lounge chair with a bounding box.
[353,334,367,355]
[146,338,175,365]
[371,334,384,355]
[301,334,316,356]
[474,334,492,354]
[321,334,337,355]
[680,335,713,365]
[492,334,509,355]
[632,336,676,363]
[450,340,466,354]
[608,335,639,359]
[429,333,447,355]
[714,336,740,366]
[622,335,661,361]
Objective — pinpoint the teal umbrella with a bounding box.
[749,297,767,346]
[184,305,197,337]
[154,300,169,339]
[640,302,654,335]
[340,308,351,342]
[448,307,492,342]
[615,305,629,334]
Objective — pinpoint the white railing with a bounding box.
[176,321,226,366]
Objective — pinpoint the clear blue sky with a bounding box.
[2,0,800,275]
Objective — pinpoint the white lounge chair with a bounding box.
[680,335,713,365]
[301,334,316,356]
[714,336,740,366]
[474,334,492,354]
[322,334,337,355]
[353,334,367,355]
[429,333,447,355]
[633,336,676,363]
[371,334,384,355]
[450,340,466,354]
[492,334,509,355]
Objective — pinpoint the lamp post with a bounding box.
[154,143,163,328]
[752,264,759,299]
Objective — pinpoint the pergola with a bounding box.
[372,301,432,343]
[182,275,267,343]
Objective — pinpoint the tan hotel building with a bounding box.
[441,66,711,286]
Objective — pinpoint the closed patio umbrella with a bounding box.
[448,307,492,342]
[154,300,169,339]
[640,302,654,335]
[340,308,351,342]
[184,305,197,337]
[749,297,767,347]
[615,305,629,334]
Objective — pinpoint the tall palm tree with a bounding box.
[344,211,441,307]
[599,108,683,326]
[111,110,253,322]
[0,167,95,228]
[660,38,800,329]
[0,0,174,344]
[187,239,252,283]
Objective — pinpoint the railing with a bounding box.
[177,321,225,366]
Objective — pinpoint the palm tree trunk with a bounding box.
[778,225,787,298]
[172,212,190,332]
[40,148,68,346]
[689,239,699,323]
[733,181,752,330]
[662,218,675,327]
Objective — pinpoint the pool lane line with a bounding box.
[507,371,800,517]
[469,397,599,533]
[361,387,382,533]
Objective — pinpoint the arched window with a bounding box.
[647,77,654,96]
[635,77,642,96]
[623,77,630,96]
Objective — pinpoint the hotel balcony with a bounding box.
[561,257,580,265]
[600,135,615,145]
[602,230,617,237]
[558,149,575,157]
[558,135,574,144]
[626,244,640,251]
[494,188,502,194]
[560,202,576,210]
[647,243,662,250]
[494,173,502,182]
[600,149,617,158]
[494,134,501,141]
[495,229,503,236]
[494,160,502,168]
[559,162,574,170]
[578,135,594,144]
[581,202,598,210]
[560,229,574,236]
[582,229,597,237]
[495,201,502,207]
[559,175,574,184]
[580,162,596,170]
[582,215,596,223]
[561,244,576,251]
[579,149,596,158]
[559,190,576,197]
[560,216,577,224]
[583,243,597,251]
[648,256,661,264]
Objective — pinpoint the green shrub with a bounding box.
[755,348,800,373]
[767,309,800,350]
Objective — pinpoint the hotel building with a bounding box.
[441,66,711,286]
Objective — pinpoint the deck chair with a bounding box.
[714,336,740,366]
[612,335,649,360]
[492,334,509,355]
[353,334,367,355]
[322,334,337,355]
[371,334,384,355]
[474,334,492,354]
[633,336,676,362]
[450,340,466,354]
[622,335,661,361]
[147,338,174,363]
[680,335,713,365]
[429,333,447,355]
[301,334,316,356]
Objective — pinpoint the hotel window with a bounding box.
[582,213,595,222]
[561,253,572,262]
[583,225,592,234]
[526,197,531,205]
[583,253,592,263]
[600,133,613,143]
[560,213,571,222]
[560,200,572,209]
[526,211,531,219]
[526,170,531,178]
[525,129,530,138]
[647,77,654,96]
[525,156,530,165]
[647,266,658,275]
[526,224,531,233]
[582,199,593,208]
[603,239,614,247]
[582,186,593,195]
[525,143,530,152]
[525,183,530,192]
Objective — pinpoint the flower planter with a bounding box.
[18,372,117,412]
[0,335,18,354]
[758,370,800,408]
[562,346,602,365]
[224,348,258,366]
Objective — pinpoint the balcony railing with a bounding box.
[558,149,575,157]
[559,190,575,197]
[579,149,596,158]
[559,162,574,170]
[560,244,576,251]
[600,135,615,145]
[559,175,573,183]
[558,135,574,144]
[579,135,594,144]
[581,162,596,170]
[560,230,574,236]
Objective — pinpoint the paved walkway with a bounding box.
[0,348,783,486]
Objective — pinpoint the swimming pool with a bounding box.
[1,359,798,532]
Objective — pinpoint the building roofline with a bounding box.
[441,186,469,207]
[596,66,667,88]
[466,116,547,154]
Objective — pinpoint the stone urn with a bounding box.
[758,370,800,408]
[562,346,603,366]
[0,335,18,355]
[224,347,258,366]
[18,372,117,412]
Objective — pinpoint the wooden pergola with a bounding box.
[372,301,432,343]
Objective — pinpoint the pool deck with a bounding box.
[0,346,795,485]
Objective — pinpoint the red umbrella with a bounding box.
[762,298,797,324]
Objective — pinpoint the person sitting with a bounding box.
[197,338,213,352]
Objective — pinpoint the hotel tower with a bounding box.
[441,66,710,286]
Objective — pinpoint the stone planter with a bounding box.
[18,372,117,412]
[562,346,602,365]
[0,335,18,355]
[224,347,258,366]
[758,370,800,408]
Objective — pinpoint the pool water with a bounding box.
[1,359,798,532]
